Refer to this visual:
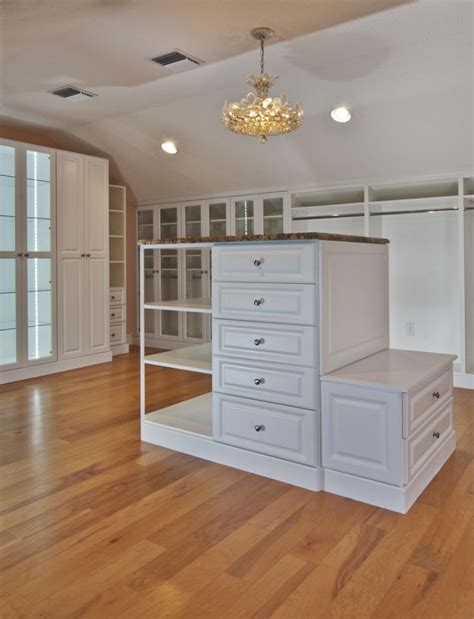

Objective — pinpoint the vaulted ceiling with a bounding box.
[1,0,472,202]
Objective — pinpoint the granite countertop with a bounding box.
[139,232,389,245]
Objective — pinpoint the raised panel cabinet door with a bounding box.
[57,151,84,257]
[85,256,109,354]
[321,381,403,485]
[84,156,108,257]
[59,257,85,359]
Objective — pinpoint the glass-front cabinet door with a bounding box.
[262,194,285,234]
[233,197,255,236]
[25,148,54,363]
[0,141,55,370]
[206,199,229,237]
[136,207,156,337]
[159,249,180,339]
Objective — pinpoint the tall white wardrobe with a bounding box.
[0,139,111,384]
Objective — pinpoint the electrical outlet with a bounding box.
[406,322,415,336]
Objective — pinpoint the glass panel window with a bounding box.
[27,258,52,361]
[27,150,52,252]
[235,200,254,236]
[137,209,154,240]
[0,258,17,365]
[263,197,284,234]
[0,145,16,252]
[209,202,227,237]
[185,205,201,238]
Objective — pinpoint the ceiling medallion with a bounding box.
[222,27,303,143]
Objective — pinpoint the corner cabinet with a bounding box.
[57,151,109,360]
[0,138,111,384]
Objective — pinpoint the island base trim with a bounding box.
[323,431,456,513]
[141,420,323,491]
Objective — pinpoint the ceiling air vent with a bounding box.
[50,86,97,102]
[150,50,203,73]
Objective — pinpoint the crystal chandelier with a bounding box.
[222,27,303,143]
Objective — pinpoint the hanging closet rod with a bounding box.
[293,206,460,221]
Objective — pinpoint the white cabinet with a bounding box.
[230,192,289,236]
[0,140,56,371]
[321,349,456,512]
[57,151,109,360]
[109,185,128,355]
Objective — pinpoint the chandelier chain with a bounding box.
[260,37,264,75]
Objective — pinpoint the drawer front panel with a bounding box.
[109,288,125,305]
[109,306,125,323]
[110,323,126,344]
[213,356,318,409]
[212,242,316,283]
[406,398,453,480]
[212,282,316,325]
[405,369,453,436]
[213,393,317,465]
[213,320,317,368]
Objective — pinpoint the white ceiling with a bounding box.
[1,0,473,202]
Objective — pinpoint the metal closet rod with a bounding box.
[293,206,463,221]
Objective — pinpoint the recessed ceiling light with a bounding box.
[161,141,178,154]
[330,107,351,123]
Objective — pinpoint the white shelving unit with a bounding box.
[109,184,129,355]
[290,175,474,389]
[144,343,212,374]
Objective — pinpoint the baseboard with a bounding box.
[0,352,113,385]
[141,420,323,491]
[454,372,474,389]
[111,343,130,356]
[323,431,456,513]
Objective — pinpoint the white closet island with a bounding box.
[139,233,456,513]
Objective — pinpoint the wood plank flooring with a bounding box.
[0,348,473,618]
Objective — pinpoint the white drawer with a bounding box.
[212,282,317,325]
[213,393,317,465]
[213,355,318,410]
[212,242,316,283]
[109,288,125,305]
[404,369,453,437]
[110,323,126,345]
[213,320,317,368]
[406,398,453,480]
[109,306,126,323]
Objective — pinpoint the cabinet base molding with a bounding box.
[141,420,323,491]
[0,352,113,385]
[323,431,456,513]
[111,343,130,356]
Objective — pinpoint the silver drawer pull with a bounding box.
[254,377,265,385]
[432,391,440,399]
[253,258,264,267]
[254,338,265,346]
[253,298,265,306]
[254,424,265,432]
[433,431,440,439]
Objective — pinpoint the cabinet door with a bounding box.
[57,151,84,257]
[231,196,256,236]
[158,248,181,340]
[59,256,85,359]
[0,142,22,369]
[85,256,109,354]
[205,199,230,237]
[24,147,56,365]
[136,207,157,337]
[262,193,286,234]
[84,156,108,257]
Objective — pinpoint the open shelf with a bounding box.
[144,343,211,374]
[145,392,212,437]
[144,298,212,313]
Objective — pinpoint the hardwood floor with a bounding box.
[0,348,473,618]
